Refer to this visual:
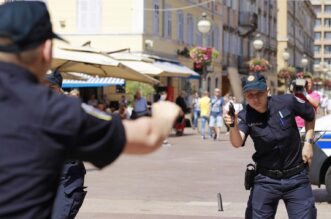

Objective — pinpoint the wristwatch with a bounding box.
[304,138,314,144]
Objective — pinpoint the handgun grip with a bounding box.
[228,103,235,127]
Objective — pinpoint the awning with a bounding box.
[52,47,159,85]
[110,52,199,78]
[152,60,200,77]
[62,73,124,88]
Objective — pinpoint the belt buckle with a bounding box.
[273,170,283,178]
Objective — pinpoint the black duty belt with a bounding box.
[257,163,307,179]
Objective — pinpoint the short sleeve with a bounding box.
[72,104,126,168]
[237,110,249,135]
[291,95,315,122]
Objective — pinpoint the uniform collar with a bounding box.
[0,60,39,83]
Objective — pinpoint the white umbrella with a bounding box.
[51,46,158,85]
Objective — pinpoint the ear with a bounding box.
[40,39,53,65]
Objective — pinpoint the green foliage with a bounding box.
[126,81,155,102]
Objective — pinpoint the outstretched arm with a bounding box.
[123,101,180,154]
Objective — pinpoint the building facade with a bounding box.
[277,0,315,73]
[237,0,278,94]
[311,0,331,76]
[42,0,224,100]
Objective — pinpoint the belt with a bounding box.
[257,163,307,179]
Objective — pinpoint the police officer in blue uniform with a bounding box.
[224,73,316,219]
[0,2,180,219]
[44,70,87,219]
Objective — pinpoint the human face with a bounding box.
[305,78,313,91]
[214,89,221,97]
[244,90,268,113]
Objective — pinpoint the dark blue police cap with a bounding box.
[45,69,63,87]
[0,1,66,53]
[242,72,267,92]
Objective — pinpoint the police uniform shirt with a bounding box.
[237,94,315,170]
[0,62,126,219]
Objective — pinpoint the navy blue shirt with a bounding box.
[238,94,315,170]
[0,62,126,218]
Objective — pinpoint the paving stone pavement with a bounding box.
[77,128,331,219]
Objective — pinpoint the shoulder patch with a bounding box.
[295,96,305,104]
[81,103,112,121]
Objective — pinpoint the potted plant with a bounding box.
[248,58,271,72]
[189,47,219,69]
[278,67,296,80]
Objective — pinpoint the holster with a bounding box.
[245,164,256,190]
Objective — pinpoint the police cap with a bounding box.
[0,1,66,53]
[242,72,267,93]
[45,69,63,87]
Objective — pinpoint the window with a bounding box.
[315,32,321,40]
[324,18,331,27]
[215,78,219,89]
[152,0,160,35]
[315,19,321,28]
[314,45,321,54]
[314,5,321,15]
[325,5,331,13]
[325,32,331,40]
[213,27,220,51]
[314,59,321,65]
[325,45,331,54]
[325,19,331,27]
[77,0,101,33]
[163,5,172,39]
[186,14,194,45]
[326,59,331,65]
[176,10,184,43]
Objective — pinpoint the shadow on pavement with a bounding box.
[313,188,331,203]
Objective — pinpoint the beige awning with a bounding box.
[110,52,199,78]
[51,47,159,85]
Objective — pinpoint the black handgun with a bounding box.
[228,102,235,127]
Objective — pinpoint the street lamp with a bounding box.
[282,48,290,67]
[197,12,212,91]
[253,34,264,58]
[301,54,308,73]
[197,13,212,47]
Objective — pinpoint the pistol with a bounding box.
[228,102,235,127]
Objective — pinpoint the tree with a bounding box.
[126,81,155,104]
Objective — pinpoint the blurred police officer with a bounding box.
[44,70,87,219]
[224,73,316,218]
[0,2,180,219]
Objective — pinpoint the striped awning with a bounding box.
[62,73,124,88]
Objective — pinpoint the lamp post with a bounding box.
[301,54,308,73]
[253,34,264,59]
[282,48,290,68]
[197,12,212,91]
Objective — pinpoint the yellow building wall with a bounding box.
[277,0,288,72]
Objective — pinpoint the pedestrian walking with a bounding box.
[191,92,200,130]
[224,72,316,218]
[198,91,211,139]
[0,2,180,218]
[209,88,224,140]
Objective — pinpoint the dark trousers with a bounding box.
[52,161,87,219]
[245,169,316,219]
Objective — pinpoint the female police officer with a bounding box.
[224,72,316,219]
